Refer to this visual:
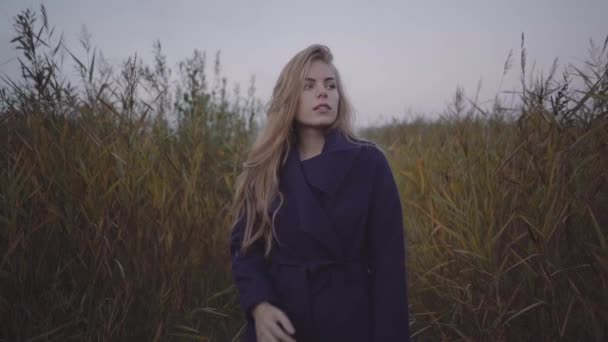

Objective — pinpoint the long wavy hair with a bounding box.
[229,44,358,257]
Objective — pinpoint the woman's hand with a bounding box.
[252,301,296,342]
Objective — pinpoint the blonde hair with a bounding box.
[230,44,358,257]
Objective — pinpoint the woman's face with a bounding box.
[295,60,340,129]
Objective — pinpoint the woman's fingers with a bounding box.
[254,304,296,342]
[274,309,296,335]
[267,321,295,342]
[259,321,292,342]
[259,331,278,342]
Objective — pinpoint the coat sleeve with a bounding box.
[367,149,411,341]
[229,215,279,319]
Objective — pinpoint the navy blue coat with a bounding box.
[230,128,410,341]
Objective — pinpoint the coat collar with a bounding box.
[289,127,362,196]
[277,127,363,258]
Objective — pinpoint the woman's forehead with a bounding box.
[305,61,336,79]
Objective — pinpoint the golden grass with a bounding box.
[363,110,607,341]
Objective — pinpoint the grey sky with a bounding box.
[1,0,606,127]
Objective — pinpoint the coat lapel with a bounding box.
[300,128,362,196]
[279,128,362,258]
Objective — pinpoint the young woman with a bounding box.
[229,44,410,342]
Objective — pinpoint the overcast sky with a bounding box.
[1,0,606,127]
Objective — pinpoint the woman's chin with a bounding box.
[299,116,337,129]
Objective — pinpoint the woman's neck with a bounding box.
[296,126,328,161]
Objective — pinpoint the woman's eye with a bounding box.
[304,84,313,89]
[327,84,337,89]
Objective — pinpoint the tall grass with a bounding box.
[364,34,608,341]
[1,6,254,341]
[1,6,607,341]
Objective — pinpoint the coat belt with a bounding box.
[267,256,368,340]
[269,257,368,295]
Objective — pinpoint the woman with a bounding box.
[229,44,410,342]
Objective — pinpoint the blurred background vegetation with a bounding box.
[1,6,606,341]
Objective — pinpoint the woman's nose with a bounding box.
[317,87,328,98]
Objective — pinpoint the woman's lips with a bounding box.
[314,104,331,111]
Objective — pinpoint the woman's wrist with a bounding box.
[252,301,270,318]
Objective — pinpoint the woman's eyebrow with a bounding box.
[304,77,336,82]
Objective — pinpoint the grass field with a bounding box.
[1,6,607,341]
